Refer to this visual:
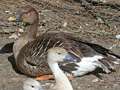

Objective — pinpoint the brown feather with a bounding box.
[7,6,120,77]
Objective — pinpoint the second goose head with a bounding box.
[7,6,39,39]
[47,47,78,64]
[7,5,39,24]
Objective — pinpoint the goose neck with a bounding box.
[24,22,38,40]
[48,63,61,79]
[48,62,73,90]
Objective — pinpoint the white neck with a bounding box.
[48,62,73,90]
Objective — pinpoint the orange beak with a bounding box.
[6,13,21,22]
[7,17,16,22]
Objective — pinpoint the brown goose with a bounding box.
[23,47,74,90]
[7,6,120,80]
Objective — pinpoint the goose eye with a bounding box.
[58,53,61,55]
[31,85,34,88]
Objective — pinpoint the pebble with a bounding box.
[39,26,43,29]
[5,11,10,14]
[63,22,67,27]
[18,33,21,37]
[45,83,51,85]
[97,18,104,23]
[113,83,118,87]
[76,86,81,90]
[3,29,16,33]
[18,28,24,32]
[9,33,18,39]
[92,78,99,83]
[116,34,120,39]
[79,26,82,29]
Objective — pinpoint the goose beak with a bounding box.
[6,13,21,22]
[64,52,78,62]
[39,88,44,90]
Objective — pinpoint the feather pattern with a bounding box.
[7,6,120,78]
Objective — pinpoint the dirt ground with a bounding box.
[0,0,120,90]
[0,35,120,90]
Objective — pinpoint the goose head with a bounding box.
[47,47,78,63]
[7,6,39,24]
[23,78,43,90]
[7,6,39,39]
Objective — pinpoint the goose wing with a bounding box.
[17,31,120,76]
[61,31,120,58]
[18,32,83,67]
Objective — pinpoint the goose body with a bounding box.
[7,6,120,78]
[23,47,74,90]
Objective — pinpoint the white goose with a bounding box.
[23,78,43,90]
[23,47,75,90]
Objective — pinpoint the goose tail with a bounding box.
[84,42,120,59]
[98,57,119,73]
[107,50,120,59]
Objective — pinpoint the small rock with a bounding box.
[63,22,67,27]
[3,29,16,33]
[39,26,43,29]
[100,79,104,82]
[79,26,82,29]
[9,33,18,39]
[5,11,10,14]
[45,83,51,85]
[76,86,81,90]
[18,28,24,32]
[18,33,21,37]
[9,12,13,14]
[8,78,18,83]
[113,83,118,87]
[92,78,99,83]
[3,29,10,33]
[105,85,108,88]
[97,18,104,23]
[76,11,79,14]
[116,34,120,39]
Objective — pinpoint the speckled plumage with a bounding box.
[7,6,120,78]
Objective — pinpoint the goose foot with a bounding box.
[68,77,73,81]
[35,75,73,81]
[35,75,54,80]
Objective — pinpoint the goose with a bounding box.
[7,6,120,80]
[23,47,74,90]
[23,78,43,90]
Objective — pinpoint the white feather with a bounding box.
[72,55,104,77]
